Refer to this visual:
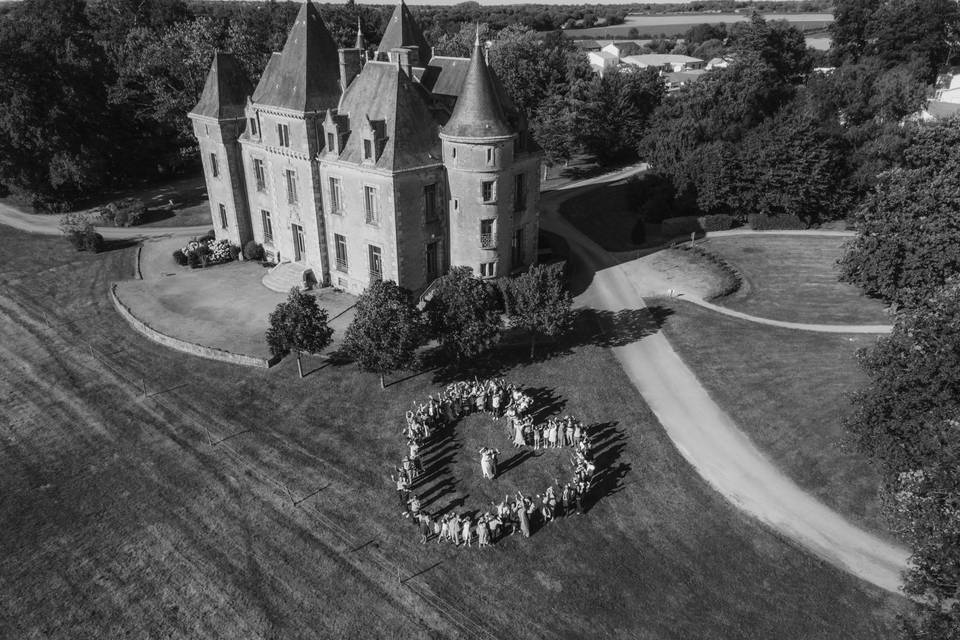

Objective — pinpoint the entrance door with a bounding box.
[292,224,306,261]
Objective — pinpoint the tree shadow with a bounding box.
[99,238,140,253]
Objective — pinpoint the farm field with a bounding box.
[654,296,888,536]
[0,228,904,639]
[703,235,891,325]
[560,12,832,38]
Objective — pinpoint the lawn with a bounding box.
[0,228,903,639]
[653,297,889,537]
[703,235,891,325]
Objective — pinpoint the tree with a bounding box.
[500,264,573,359]
[578,68,664,165]
[0,0,114,209]
[843,285,960,636]
[342,280,424,389]
[425,267,501,362]
[266,288,334,378]
[729,13,810,81]
[838,167,960,308]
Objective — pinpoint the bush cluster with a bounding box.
[172,237,237,269]
[59,211,104,253]
[698,214,736,232]
[243,240,264,261]
[99,198,146,227]
[747,213,807,230]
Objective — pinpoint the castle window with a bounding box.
[261,209,273,244]
[329,177,343,214]
[453,198,459,212]
[513,173,526,212]
[210,153,219,178]
[363,139,373,161]
[277,123,290,148]
[424,184,438,222]
[254,159,266,192]
[285,170,298,205]
[327,132,335,153]
[451,146,457,159]
[249,117,258,137]
[368,245,383,283]
[481,180,495,203]
[486,148,494,165]
[480,219,495,248]
[364,185,380,225]
[512,227,525,266]
[426,241,440,280]
[334,234,348,272]
[480,262,497,278]
[218,203,228,229]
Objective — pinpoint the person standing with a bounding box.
[461,516,472,547]
[518,500,531,538]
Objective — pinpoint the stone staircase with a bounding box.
[261,262,315,293]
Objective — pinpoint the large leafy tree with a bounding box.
[266,288,334,378]
[500,264,573,359]
[0,0,114,210]
[577,68,664,165]
[426,267,501,362]
[729,13,810,81]
[342,280,424,389]
[844,285,960,637]
[838,167,960,308]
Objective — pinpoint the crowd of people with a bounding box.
[390,378,600,547]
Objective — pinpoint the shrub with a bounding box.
[100,197,146,227]
[698,214,736,232]
[202,229,215,242]
[748,213,807,230]
[229,244,241,261]
[187,252,201,269]
[661,216,703,238]
[82,230,104,253]
[172,249,188,266]
[243,240,264,261]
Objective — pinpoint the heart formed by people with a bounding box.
[391,378,598,548]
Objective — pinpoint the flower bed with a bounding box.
[172,237,239,268]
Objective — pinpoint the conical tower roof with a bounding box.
[251,0,341,112]
[441,35,512,139]
[190,52,252,120]
[355,17,366,50]
[377,0,431,64]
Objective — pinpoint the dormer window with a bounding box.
[249,117,259,137]
[327,132,335,152]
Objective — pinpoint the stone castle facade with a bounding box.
[188,1,541,295]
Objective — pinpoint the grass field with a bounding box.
[560,12,833,38]
[0,229,904,638]
[703,235,891,325]
[653,297,889,536]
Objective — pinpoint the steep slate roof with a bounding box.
[440,39,512,139]
[251,1,341,112]
[377,1,431,65]
[190,52,252,120]
[336,61,441,171]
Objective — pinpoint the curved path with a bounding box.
[541,181,910,595]
[0,201,209,239]
[679,296,893,334]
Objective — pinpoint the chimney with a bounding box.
[338,48,362,91]
[393,46,419,78]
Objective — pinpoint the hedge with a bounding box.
[747,213,807,231]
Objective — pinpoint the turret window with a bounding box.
[480,219,495,248]
[210,153,219,178]
[218,204,228,229]
[486,148,494,165]
[249,117,259,137]
[481,180,495,203]
[277,124,290,148]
